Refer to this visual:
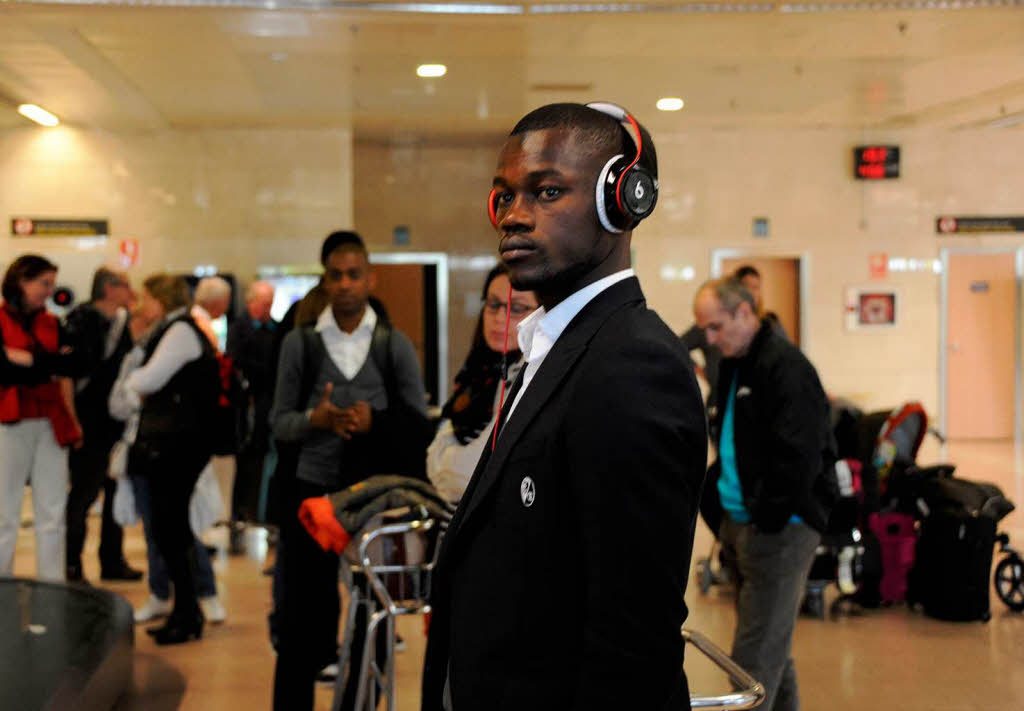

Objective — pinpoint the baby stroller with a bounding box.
[803,401,945,617]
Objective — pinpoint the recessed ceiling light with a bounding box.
[17,104,59,127]
[656,97,685,112]
[417,64,447,78]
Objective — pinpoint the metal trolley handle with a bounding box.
[683,628,766,710]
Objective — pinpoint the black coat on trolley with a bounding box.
[421,277,708,711]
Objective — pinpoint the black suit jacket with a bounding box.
[422,277,707,711]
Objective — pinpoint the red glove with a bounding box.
[298,497,351,554]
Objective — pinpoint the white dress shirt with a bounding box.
[506,268,634,421]
[315,305,377,380]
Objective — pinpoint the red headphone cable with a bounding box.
[614,112,644,216]
[491,281,514,452]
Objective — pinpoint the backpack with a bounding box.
[210,352,251,456]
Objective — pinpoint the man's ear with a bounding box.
[368,269,378,292]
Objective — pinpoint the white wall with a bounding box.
[5,122,1024,427]
[354,128,1024,423]
[0,125,354,299]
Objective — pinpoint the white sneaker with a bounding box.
[200,595,227,624]
[134,596,173,623]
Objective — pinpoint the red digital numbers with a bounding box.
[855,146,899,180]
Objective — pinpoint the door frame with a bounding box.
[710,248,810,348]
[938,247,1024,442]
[371,251,450,404]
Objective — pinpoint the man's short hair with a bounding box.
[321,231,367,265]
[91,267,129,302]
[194,276,232,307]
[734,265,761,281]
[699,277,756,315]
[510,103,645,171]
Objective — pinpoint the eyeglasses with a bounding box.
[484,300,535,317]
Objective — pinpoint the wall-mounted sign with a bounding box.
[936,216,1024,235]
[869,252,889,280]
[854,146,900,180]
[845,286,899,330]
[752,217,770,238]
[11,217,109,237]
[119,239,140,268]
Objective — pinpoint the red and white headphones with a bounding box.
[487,101,659,234]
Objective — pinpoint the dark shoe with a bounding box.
[100,561,144,582]
[229,523,246,556]
[151,614,204,645]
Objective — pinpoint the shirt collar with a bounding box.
[517,268,634,360]
[316,304,377,336]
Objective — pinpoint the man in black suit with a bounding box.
[421,103,707,710]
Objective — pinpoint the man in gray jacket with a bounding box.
[270,230,427,711]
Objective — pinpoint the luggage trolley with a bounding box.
[334,511,443,711]
[337,514,764,711]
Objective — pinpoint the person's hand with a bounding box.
[309,383,345,432]
[4,347,33,367]
[339,401,372,439]
[70,420,84,450]
[129,317,151,342]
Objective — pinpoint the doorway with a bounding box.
[712,252,805,348]
[942,251,1021,440]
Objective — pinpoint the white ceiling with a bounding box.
[0,2,1023,138]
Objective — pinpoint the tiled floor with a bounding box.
[9,441,1024,711]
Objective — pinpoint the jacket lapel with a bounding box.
[449,277,645,543]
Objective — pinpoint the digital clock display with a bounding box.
[854,146,900,180]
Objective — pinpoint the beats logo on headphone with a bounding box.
[487,101,659,234]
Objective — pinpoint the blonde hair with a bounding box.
[143,274,190,312]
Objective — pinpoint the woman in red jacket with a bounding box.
[0,254,83,581]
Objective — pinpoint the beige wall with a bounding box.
[0,125,354,296]
[5,123,1024,428]
[354,128,1024,425]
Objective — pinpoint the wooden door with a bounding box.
[947,253,1017,440]
[720,257,801,347]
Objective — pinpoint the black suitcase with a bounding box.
[908,509,995,622]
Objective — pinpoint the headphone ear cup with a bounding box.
[619,168,658,222]
[595,155,628,234]
[487,189,499,228]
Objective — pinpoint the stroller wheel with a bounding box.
[994,554,1024,612]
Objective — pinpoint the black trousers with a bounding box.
[232,411,270,523]
[66,440,123,573]
[145,446,209,622]
[272,477,387,711]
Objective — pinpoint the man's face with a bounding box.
[205,296,230,320]
[491,128,611,295]
[693,289,758,358]
[105,280,135,309]
[739,274,762,310]
[323,248,373,317]
[247,285,274,322]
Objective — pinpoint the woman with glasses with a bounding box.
[427,264,538,503]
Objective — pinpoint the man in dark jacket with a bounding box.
[421,103,707,710]
[226,280,278,550]
[64,267,141,583]
[693,277,836,711]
